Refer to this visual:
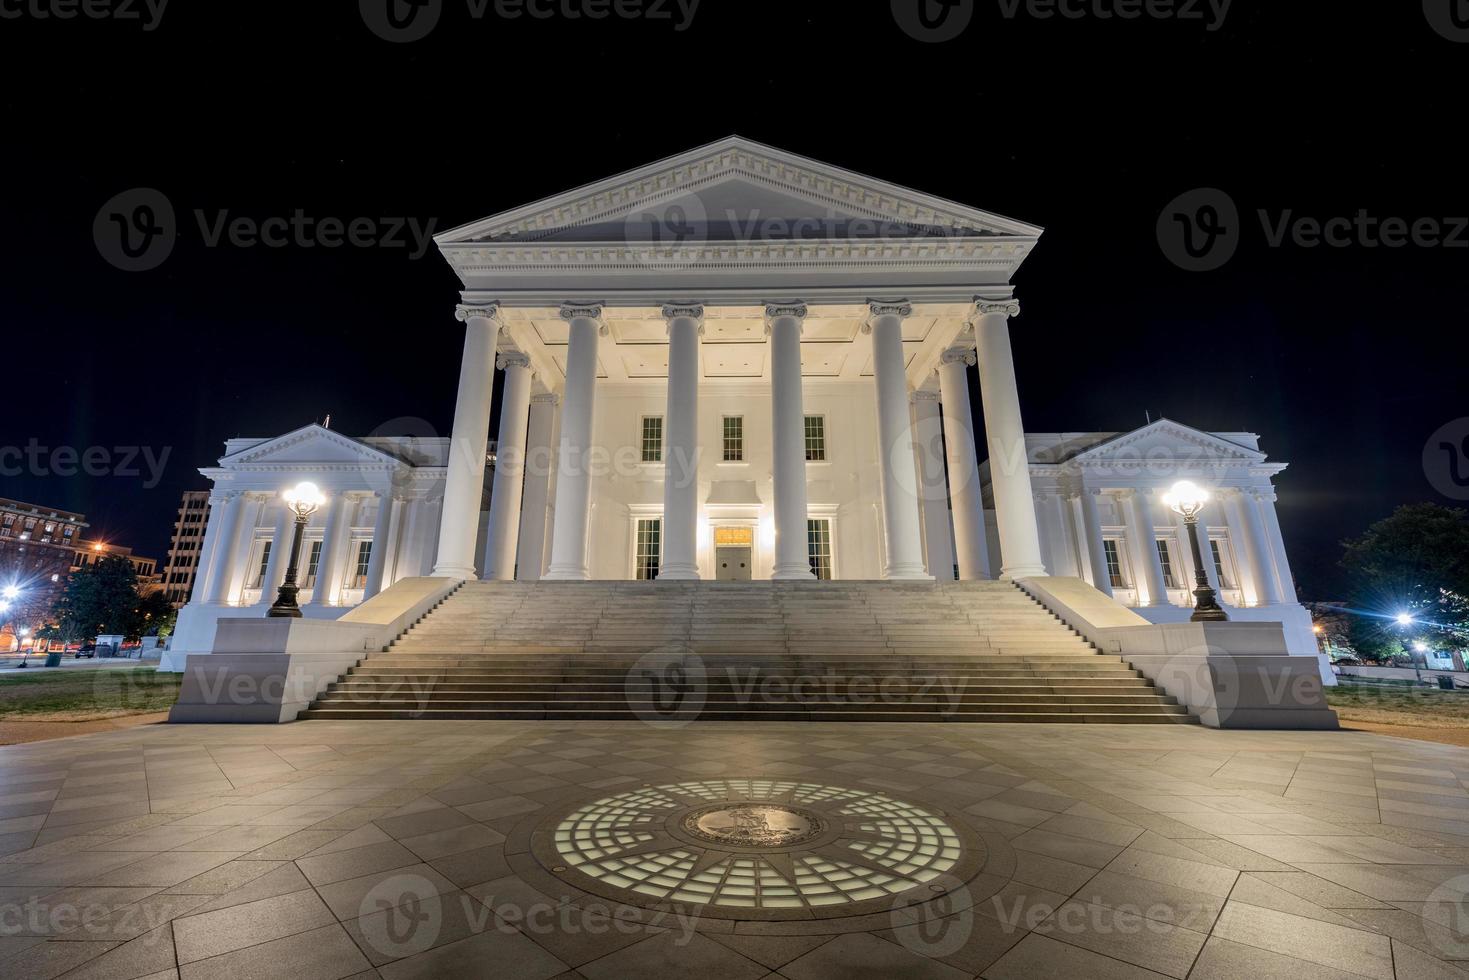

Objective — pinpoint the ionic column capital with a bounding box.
[661,304,706,336]
[939,346,978,368]
[496,351,532,372]
[559,304,608,336]
[862,300,913,334]
[973,297,1021,319]
[455,303,501,323]
[763,303,808,336]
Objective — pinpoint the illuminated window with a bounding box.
[722,416,744,462]
[249,541,272,588]
[1155,539,1178,589]
[353,541,372,588]
[641,416,664,463]
[1102,539,1127,588]
[635,519,661,580]
[807,519,833,580]
[804,416,826,461]
[1210,539,1235,589]
[305,541,323,586]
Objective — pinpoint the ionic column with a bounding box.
[516,394,558,581]
[433,305,501,578]
[198,491,245,604]
[936,347,991,579]
[1256,490,1298,601]
[972,299,1046,578]
[1235,488,1286,605]
[660,305,704,580]
[255,501,294,605]
[363,490,397,599]
[483,351,534,581]
[766,304,815,580]
[311,493,355,607]
[911,389,955,580]
[866,302,932,580]
[1126,490,1169,606]
[544,305,605,581]
[1078,488,1113,596]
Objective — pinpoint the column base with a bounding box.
[543,566,590,581]
[657,564,701,581]
[431,565,476,579]
[772,564,817,581]
[883,564,935,581]
[1000,564,1048,581]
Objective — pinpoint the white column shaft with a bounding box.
[433,310,500,578]
[936,354,991,579]
[1128,491,1169,606]
[516,395,558,581]
[869,311,931,580]
[313,495,354,606]
[660,312,702,580]
[1079,489,1113,596]
[484,356,534,580]
[545,312,602,580]
[768,311,815,580]
[257,503,294,602]
[912,393,955,580]
[974,307,1046,578]
[363,492,395,599]
[198,493,245,604]
[1238,490,1286,605]
[1258,493,1298,600]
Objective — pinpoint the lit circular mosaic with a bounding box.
[547,778,966,912]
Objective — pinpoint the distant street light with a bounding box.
[1396,612,1415,626]
[1163,480,1229,623]
[268,482,326,619]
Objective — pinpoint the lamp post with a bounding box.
[268,482,326,618]
[1163,480,1228,622]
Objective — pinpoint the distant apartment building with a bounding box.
[160,490,211,607]
[0,497,88,585]
[73,540,162,593]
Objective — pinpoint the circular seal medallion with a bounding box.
[681,803,824,848]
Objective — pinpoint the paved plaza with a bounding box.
[5,721,1469,979]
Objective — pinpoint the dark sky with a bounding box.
[2,2,1465,596]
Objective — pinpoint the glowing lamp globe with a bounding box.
[283,482,326,518]
[1163,481,1209,518]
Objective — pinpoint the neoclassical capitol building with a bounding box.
[163,138,1327,708]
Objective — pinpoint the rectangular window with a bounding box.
[807,518,833,580]
[250,541,272,588]
[804,415,826,461]
[1156,539,1178,589]
[1,514,13,526]
[353,541,372,588]
[641,416,663,463]
[62,525,74,537]
[1210,539,1233,588]
[1102,539,1126,588]
[635,518,661,580]
[305,540,323,586]
[722,416,744,462]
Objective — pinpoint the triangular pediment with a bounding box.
[436,136,1042,246]
[1065,420,1267,465]
[219,425,407,469]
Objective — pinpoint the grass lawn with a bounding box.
[0,666,182,721]
[1326,679,1469,729]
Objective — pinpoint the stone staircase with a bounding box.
[300,580,1192,723]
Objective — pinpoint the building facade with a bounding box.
[161,137,1326,677]
[160,490,211,607]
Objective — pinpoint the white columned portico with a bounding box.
[545,305,605,581]
[516,393,558,581]
[433,304,501,578]
[363,490,396,599]
[766,304,816,580]
[972,300,1046,578]
[1127,489,1169,606]
[911,390,955,580]
[866,302,932,580]
[660,305,704,580]
[255,501,294,605]
[1078,488,1113,597]
[936,346,991,580]
[483,351,534,581]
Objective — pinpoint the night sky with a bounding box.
[2,2,1465,597]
